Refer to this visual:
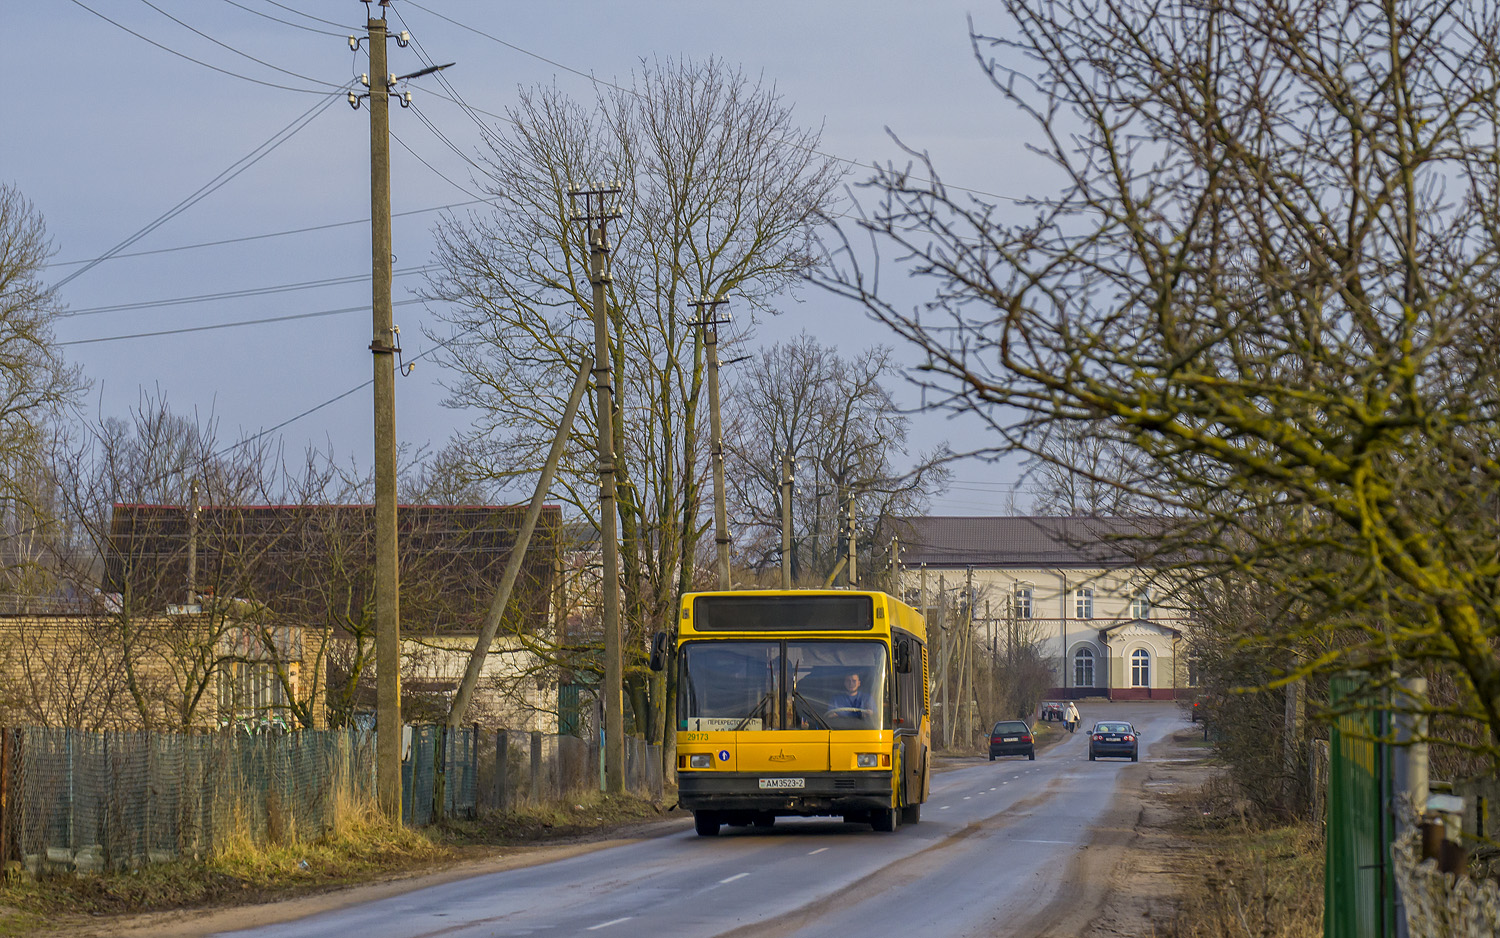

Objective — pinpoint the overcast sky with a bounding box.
[6,1,1050,515]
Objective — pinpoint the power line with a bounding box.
[407,98,485,172]
[63,266,433,318]
[52,87,350,291]
[47,201,486,269]
[57,298,424,347]
[390,4,500,146]
[136,0,343,88]
[398,0,1025,206]
[390,126,481,200]
[218,0,349,37]
[258,0,352,31]
[402,0,609,92]
[214,324,479,481]
[66,0,336,94]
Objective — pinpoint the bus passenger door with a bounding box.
[895,636,926,804]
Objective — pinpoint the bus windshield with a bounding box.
[678,640,888,731]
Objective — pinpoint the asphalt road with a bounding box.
[215,701,1186,938]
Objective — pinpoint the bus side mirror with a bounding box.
[894,642,911,673]
[649,630,672,671]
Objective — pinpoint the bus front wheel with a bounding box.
[900,802,921,825]
[694,811,721,837]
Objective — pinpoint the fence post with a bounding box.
[530,731,542,805]
[501,729,513,810]
[432,724,447,823]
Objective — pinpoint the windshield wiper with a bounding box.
[733,692,773,731]
[789,690,828,729]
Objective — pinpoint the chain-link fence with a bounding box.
[0,727,376,874]
[475,731,663,811]
[402,725,479,826]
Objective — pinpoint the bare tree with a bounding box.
[1024,423,1154,517]
[821,0,1500,763]
[0,185,86,590]
[425,57,844,750]
[723,335,948,583]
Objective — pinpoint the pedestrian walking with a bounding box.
[1064,701,1081,734]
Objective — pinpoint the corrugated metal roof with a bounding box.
[892,516,1155,568]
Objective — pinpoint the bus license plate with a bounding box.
[759,778,804,789]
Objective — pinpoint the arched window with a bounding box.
[1131,649,1151,687]
[1074,587,1094,619]
[1074,647,1095,687]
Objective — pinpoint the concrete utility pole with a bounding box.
[937,575,950,747]
[689,298,732,590]
[365,8,404,822]
[570,184,625,794]
[780,451,794,589]
[845,495,857,587]
[354,6,449,820]
[962,566,975,746]
[186,478,200,606]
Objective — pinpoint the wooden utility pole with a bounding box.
[780,452,794,588]
[446,358,592,729]
[689,298,732,590]
[570,184,625,794]
[365,8,402,822]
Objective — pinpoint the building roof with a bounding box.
[104,503,562,635]
[893,516,1159,569]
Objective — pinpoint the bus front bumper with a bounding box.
[678,771,893,817]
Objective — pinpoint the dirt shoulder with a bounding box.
[1078,726,1217,938]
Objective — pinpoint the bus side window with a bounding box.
[896,638,920,728]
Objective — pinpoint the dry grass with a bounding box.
[0,789,674,922]
[210,789,444,890]
[0,790,447,917]
[431,791,675,846]
[1163,776,1325,938]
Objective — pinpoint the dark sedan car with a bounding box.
[1088,721,1140,762]
[989,720,1035,760]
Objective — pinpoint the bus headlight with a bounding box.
[856,753,886,768]
[688,753,713,769]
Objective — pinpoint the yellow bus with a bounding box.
[652,589,930,836]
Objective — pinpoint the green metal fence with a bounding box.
[1324,675,1395,938]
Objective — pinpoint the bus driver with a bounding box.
[827,671,873,720]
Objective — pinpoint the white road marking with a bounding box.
[939,805,951,810]
[1014,839,1073,845]
[720,873,750,883]
[963,796,971,800]
[808,847,829,855]
[587,918,633,931]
